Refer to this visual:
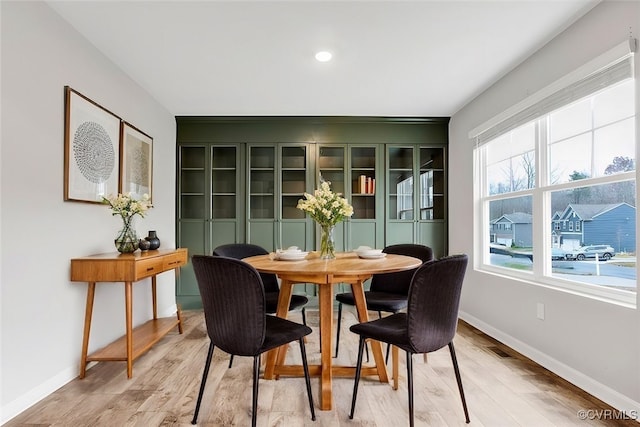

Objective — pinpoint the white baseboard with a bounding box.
[1,364,79,424]
[458,311,640,417]
[1,304,181,424]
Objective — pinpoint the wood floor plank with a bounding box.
[4,309,637,427]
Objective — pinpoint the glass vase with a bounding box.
[115,217,139,253]
[320,224,336,259]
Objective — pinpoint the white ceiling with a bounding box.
[47,0,598,117]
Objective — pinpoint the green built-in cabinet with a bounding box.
[386,146,446,252]
[247,144,314,251]
[176,117,448,309]
[317,144,384,251]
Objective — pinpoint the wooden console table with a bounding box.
[71,248,187,378]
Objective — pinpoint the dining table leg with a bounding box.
[318,279,334,410]
[350,279,389,384]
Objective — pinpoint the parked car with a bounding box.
[566,245,615,261]
[551,248,569,260]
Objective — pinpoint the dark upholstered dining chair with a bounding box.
[213,243,309,367]
[190,255,315,427]
[349,254,470,427]
[334,244,433,360]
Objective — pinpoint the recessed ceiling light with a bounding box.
[315,51,332,62]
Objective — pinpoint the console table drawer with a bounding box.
[135,258,164,279]
[163,251,187,270]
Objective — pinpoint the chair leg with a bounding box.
[449,342,470,423]
[228,354,234,368]
[192,341,215,425]
[335,302,342,357]
[301,307,307,326]
[251,356,260,427]
[299,338,316,421]
[349,336,366,419]
[407,352,414,427]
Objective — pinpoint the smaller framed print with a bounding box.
[120,122,153,201]
[64,86,121,203]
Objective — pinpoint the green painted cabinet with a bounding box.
[175,117,449,308]
[385,145,447,258]
[177,144,243,308]
[316,144,383,251]
[247,144,313,251]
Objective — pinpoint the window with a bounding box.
[474,41,636,304]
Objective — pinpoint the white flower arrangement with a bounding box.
[297,181,353,227]
[103,193,153,220]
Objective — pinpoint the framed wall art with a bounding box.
[64,86,121,203]
[120,122,153,201]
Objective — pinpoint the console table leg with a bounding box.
[125,281,133,378]
[79,282,96,379]
[176,304,184,334]
[151,276,157,320]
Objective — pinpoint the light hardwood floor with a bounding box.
[5,309,638,427]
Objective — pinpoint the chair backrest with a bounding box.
[406,254,468,353]
[370,244,434,294]
[192,255,266,356]
[212,243,280,293]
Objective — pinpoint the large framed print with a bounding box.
[64,86,121,203]
[120,122,153,202]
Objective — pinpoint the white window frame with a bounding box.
[471,39,637,307]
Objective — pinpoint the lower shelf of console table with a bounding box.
[86,317,182,362]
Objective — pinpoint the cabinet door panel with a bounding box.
[281,222,310,251]
[418,222,446,258]
[385,222,414,246]
[248,221,276,251]
[177,221,206,301]
[350,222,378,249]
[211,221,238,250]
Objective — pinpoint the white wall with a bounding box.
[1,2,177,422]
[450,0,640,413]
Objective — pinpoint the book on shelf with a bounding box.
[355,175,375,194]
[358,175,367,194]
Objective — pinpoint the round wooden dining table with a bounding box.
[243,251,422,411]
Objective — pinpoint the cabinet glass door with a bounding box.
[419,148,445,220]
[249,146,275,219]
[280,145,312,250]
[210,145,240,250]
[281,146,307,220]
[350,146,376,220]
[211,146,237,219]
[388,147,414,220]
[318,145,345,193]
[179,146,206,219]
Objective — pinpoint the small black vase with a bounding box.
[145,230,161,250]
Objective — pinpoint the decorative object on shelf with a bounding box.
[145,230,160,250]
[297,179,353,259]
[103,192,153,253]
[138,238,151,251]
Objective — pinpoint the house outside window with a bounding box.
[473,41,636,304]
